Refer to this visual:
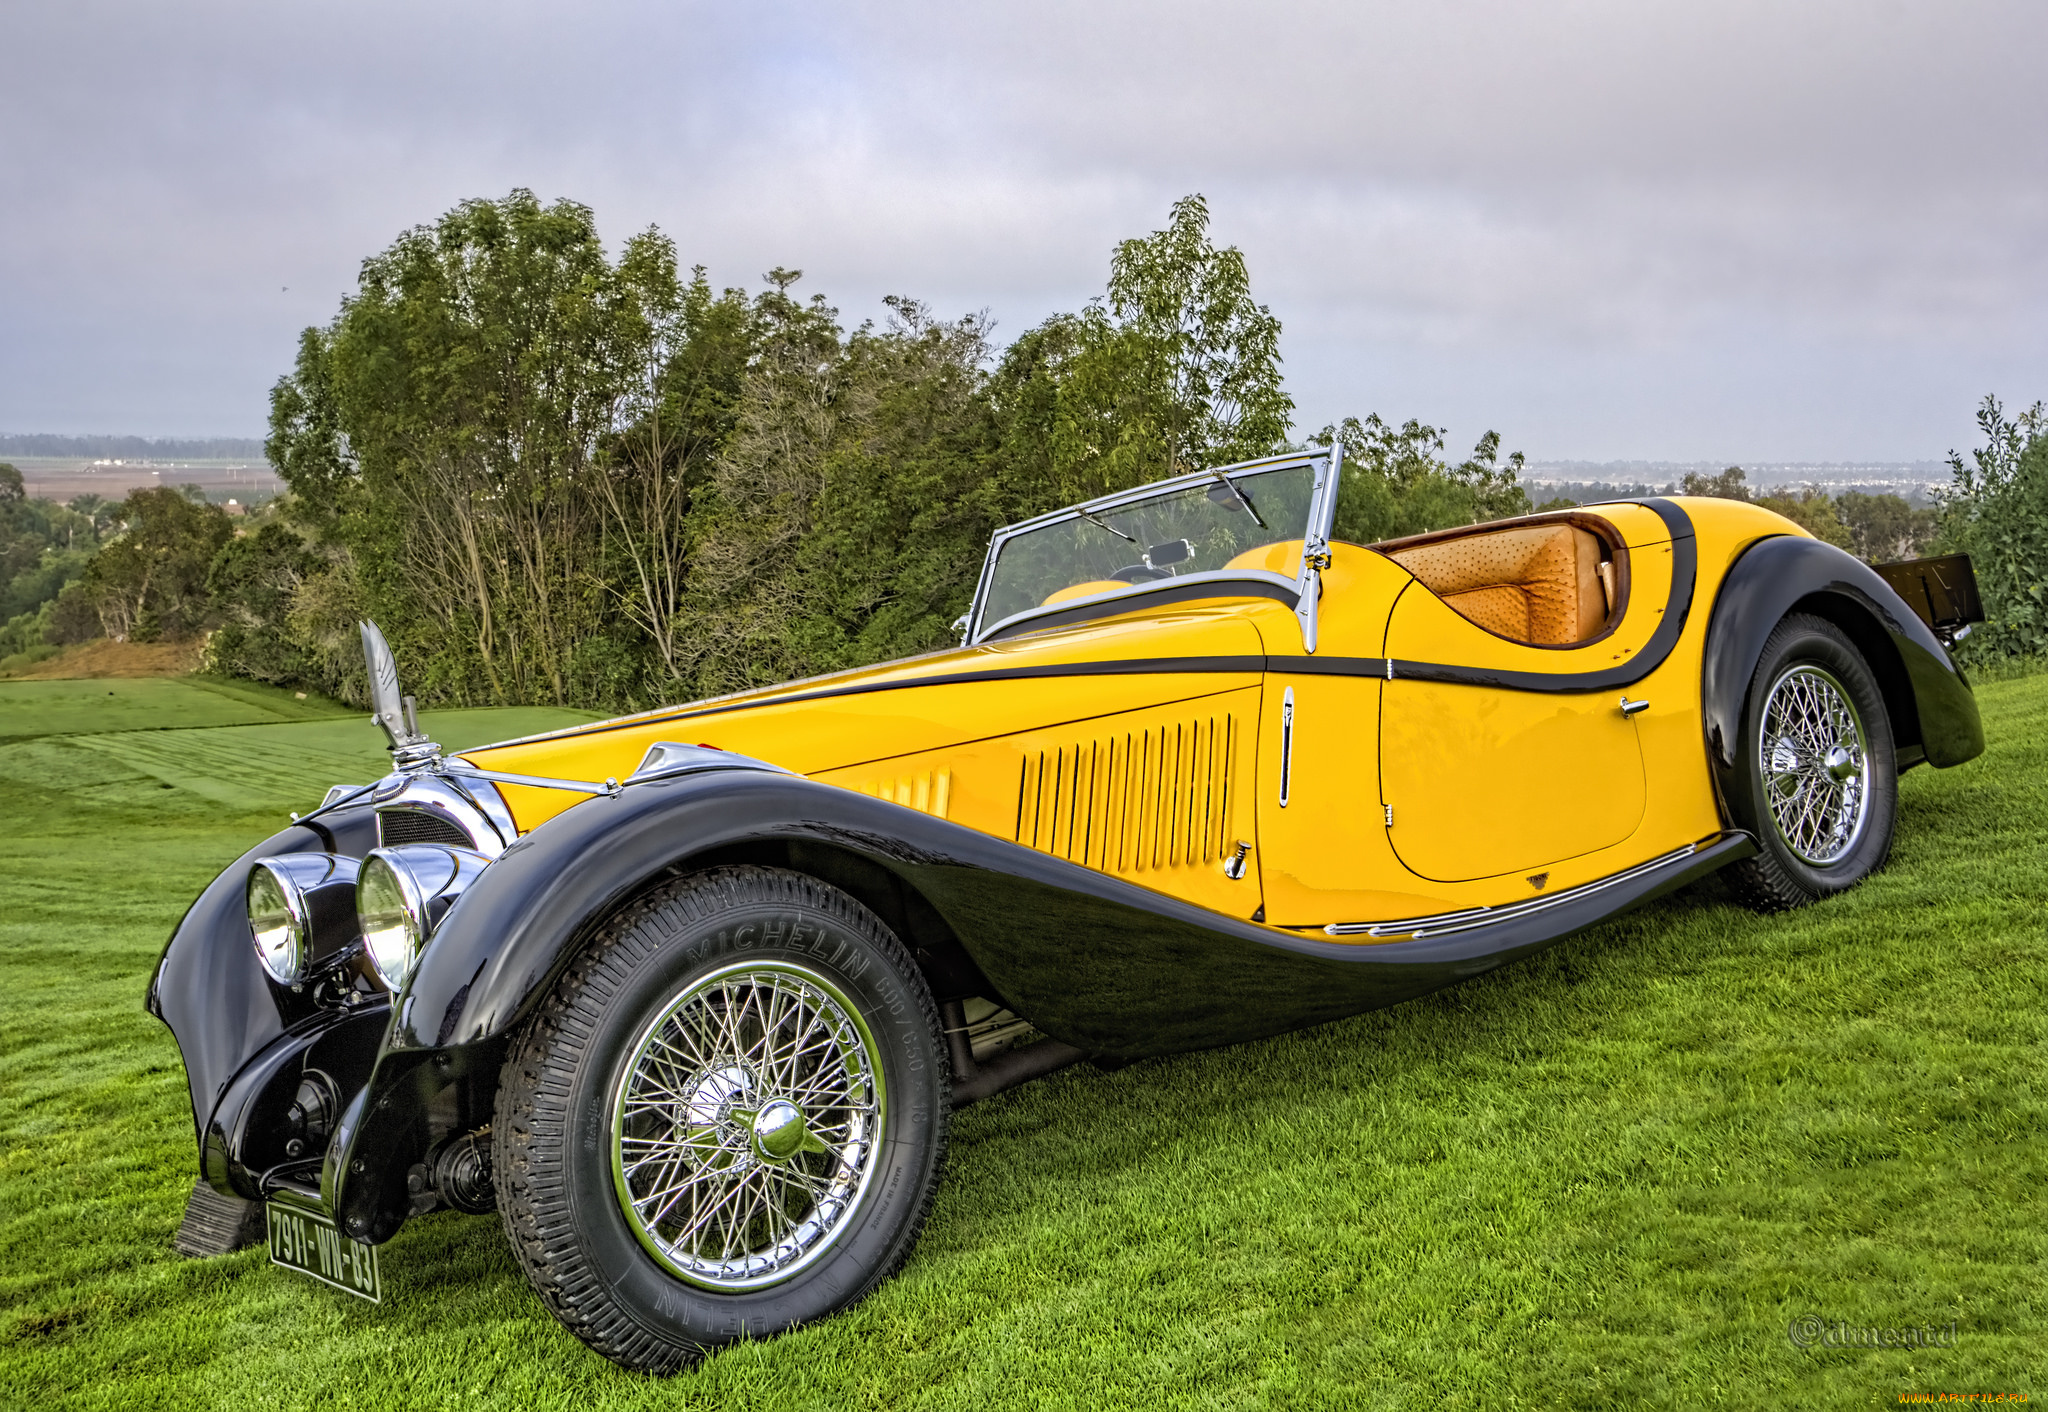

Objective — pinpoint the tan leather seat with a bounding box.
[1385,523,1610,645]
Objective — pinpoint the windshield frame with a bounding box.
[964,450,1340,648]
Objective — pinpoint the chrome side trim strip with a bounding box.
[1325,843,1704,939]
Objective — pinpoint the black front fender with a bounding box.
[388,771,967,1054]
[328,768,1758,1238]
[148,806,382,1160]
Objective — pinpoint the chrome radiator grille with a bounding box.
[376,808,474,848]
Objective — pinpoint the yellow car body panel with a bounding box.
[465,495,1819,933]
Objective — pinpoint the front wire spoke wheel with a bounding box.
[1757,663,1870,866]
[494,866,950,1373]
[610,962,884,1292]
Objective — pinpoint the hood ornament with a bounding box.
[359,621,441,772]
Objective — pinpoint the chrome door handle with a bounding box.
[1618,697,1649,718]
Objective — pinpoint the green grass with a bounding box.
[0,677,330,741]
[2,678,2043,1409]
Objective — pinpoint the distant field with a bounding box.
[0,674,2040,1409]
[3,457,282,504]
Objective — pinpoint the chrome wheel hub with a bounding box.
[610,961,884,1291]
[748,1099,809,1162]
[1759,664,1871,865]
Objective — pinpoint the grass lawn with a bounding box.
[1,673,2042,1409]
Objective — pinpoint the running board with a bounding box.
[1321,837,1750,940]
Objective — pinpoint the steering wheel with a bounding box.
[1108,564,1173,584]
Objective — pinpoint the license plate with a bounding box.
[266,1201,382,1302]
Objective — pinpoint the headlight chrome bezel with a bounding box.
[246,853,363,986]
[357,845,492,992]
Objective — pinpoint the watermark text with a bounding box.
[1787,1314,1959,1351]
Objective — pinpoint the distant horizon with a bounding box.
[0,432,1960,481]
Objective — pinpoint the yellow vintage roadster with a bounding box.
[151,451,1984,1370]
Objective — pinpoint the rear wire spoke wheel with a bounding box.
[494,867,949,1374]
[1759,666,1870,865]
[1727,613,1897,910]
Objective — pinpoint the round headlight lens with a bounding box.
[358,854,421,990]
[247,863,307,984]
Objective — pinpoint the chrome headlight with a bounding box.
[357,845,490,991]
[247,854,362,985]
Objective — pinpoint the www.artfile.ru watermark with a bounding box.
[1787,1313,1959,1350]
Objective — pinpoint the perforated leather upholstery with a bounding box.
[1387,523,1609,644]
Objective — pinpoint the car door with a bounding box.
[1377,511,1674,885]
[1252,548,1435,925]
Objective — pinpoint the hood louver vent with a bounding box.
[1016,712,1239,876]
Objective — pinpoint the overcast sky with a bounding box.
[3,0,2044,461]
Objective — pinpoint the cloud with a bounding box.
[2,0,2042,457]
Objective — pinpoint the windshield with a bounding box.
[973,462,1319,638]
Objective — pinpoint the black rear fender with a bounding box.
[1701,535,1984,816]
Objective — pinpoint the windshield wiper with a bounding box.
[1207,469,1267,529]
[1076,508,1139,544]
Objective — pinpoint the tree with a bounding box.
[1753,486,1853,550]
[680,283,1003,696]
[229,186,1557,710]
[1836,491,1936,563]
[1006,195,1294,504]
[81,487,231,640]
[1680,466,1751,500]
[206,520,321,684]
[0,472,103,652]
[268,189,684,704]
[1316,415,1532,544]
[591,267,758,694]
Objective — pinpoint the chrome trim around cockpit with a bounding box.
[963,449,1340,648]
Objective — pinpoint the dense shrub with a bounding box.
[1940,396,2048,661]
